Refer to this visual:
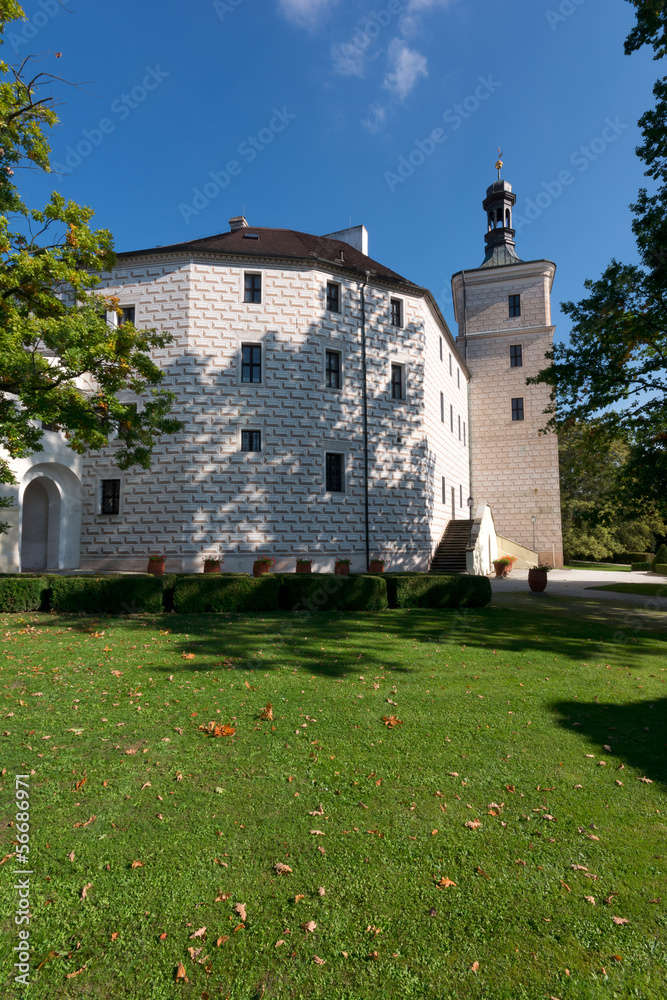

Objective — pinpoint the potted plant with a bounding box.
[253,555,276,578]
[295,558,312,574]
[368,557,386,574]
[334,558,351,576]
[203,556,223,574]
[528,564,551,592]
[147,554,166,577]
[492,555,516,578]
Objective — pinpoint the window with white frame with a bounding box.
[390,298,403,327]
[326,349,342,389]
[326,282,341,313]
[450,404,454,432]
[100,478,121,515]
[440,392,444,423]
[441,476,446,504]
[390,363,404,400]
[244,272,262,303]
[325,452,344,493]
[241,430,262,452]
[241,344,262,383]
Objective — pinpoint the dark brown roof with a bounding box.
[117,226,415,286]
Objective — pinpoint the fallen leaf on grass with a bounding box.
[310,830,325,836]
[318,886,326,896]
[274,863,292,875]
[313,955,326,965]
[182,653,195,660]
[585,896,596,905]
[560,881,571,892]
[259,704,273,721]
[471,961,480,972]
[435,877,457,888]
[110,670,122,677]
[159,933,168,940]
[302,921,317,933]
[198,722,235,738]
[275,939,286,947]
[74,776,87,791]
[612,916,629,925]
[175,962,188,982]
[464,819,481,830]
[571,865,589,871]
[309,804,325,816]
[130,860,144,869]
[216,936,228,947]
[234,904,246,922]
[66,966,87,979]
[294,894,306,903]
[67,851,75,863]
[637,776,653,783]
[382,715,403,728]
[110,932,119,941]
[215,892,231,902]
[80,883,92,899]
[476,867,490,879]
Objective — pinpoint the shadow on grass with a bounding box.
[552,697,667,789]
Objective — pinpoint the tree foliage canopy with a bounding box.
[530,1,667,512]
[0,2,181,528]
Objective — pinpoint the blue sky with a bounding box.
[10,0,657,342]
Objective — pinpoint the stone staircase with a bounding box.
[430,519,472,574]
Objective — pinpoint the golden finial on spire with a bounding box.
[495,147,503,179]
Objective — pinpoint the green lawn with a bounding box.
[589,582,667,597]
[566,561,632,573]
[1,604,666,1000]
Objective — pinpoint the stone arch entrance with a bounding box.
[19,465,82,571]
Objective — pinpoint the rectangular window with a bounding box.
[457,368,460,388]
[458,414,461,440]
[463,421,466,446]
[509,294,521,317]
[390,298,403,327]
[244,272,262,303]
[241,430,261,452]
[439,338,443,361]
[326,282,340,313]
[449,353,452,376]
[119,306,135,326]
[326,350,341,389]
[241,344,262,383]
[391,363,403,400]
[100,478,120,515]
[440,392,444,423]
[460,484,463,508]
[510,344,523,367]
[441,476,446,504]
[511,397,524,421]
[450,404,454,432]
[325,452,344,493]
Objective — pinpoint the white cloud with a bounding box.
[400,0,457,37]
[331,40,366,77]
[361,104,386,135]
[278,0,338,29]
[382,38,428,100]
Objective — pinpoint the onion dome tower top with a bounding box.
[480,151,522,268]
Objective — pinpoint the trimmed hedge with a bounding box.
[278,574,388,612]
[654,544,667,565]
[173,574,280,613]
[618,552,653,564]
[631,562,654,571]
[0,576,48,612]
[652,564,667,576]
[385,573,492,609]
[50,575,163,614]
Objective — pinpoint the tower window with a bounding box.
[241,430,261,452]
[449,353,452,376]
[458,414,461,440]
[511,397,524,421]
[439,337,443,361]
[390,299,403,327]
[463,422,466,446]
[509,294,521,318]
[326,350,341,389]
[244,272,262,303]
[450,404,454,433]
[325,453,344,493]
[441,476,446,504]
[100,479,121,516]
[390,363,404,400]
[326,282,340,313]
[440,392,444,423]
[241,344,262,383]
[510,344,523,367]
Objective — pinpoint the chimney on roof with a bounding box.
[229,216,248,232]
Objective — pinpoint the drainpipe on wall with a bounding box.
[360,273,371,573]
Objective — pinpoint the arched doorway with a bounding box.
[21,479,55,570]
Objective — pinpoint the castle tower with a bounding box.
[451,163,563,567]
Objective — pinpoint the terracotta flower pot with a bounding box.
[253,561,270,577]
[147,559,165,577]
[335,563,350,576]
[296,563,312,574]
[203,561,221,574]
[528,568,548,593]
[369,561,385,574]
[493,563,510,578]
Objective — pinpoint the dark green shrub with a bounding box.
[617,552,652,564]
[385,574,492,609]
[654,544,667,565]
[50,575,163,614]
[173,575,279,613]
[0,577,48,612]
[631,561,653,571]
[278,574,388,612]
[652,563,667,576]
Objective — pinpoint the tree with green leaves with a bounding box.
[530,1,667,514]
[0,1,181,531]
[558,421,665,562]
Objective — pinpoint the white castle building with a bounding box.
[0,175,563,575]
